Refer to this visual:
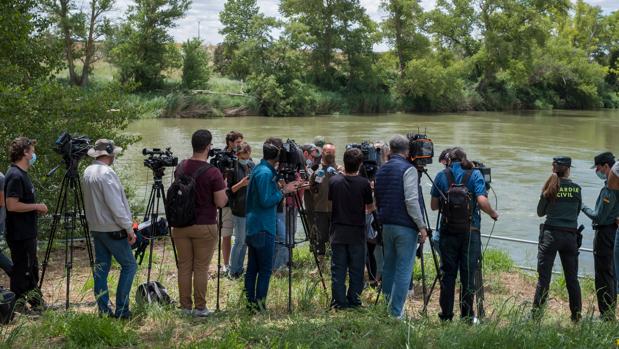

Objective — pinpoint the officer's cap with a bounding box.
[553,156,572,167]
[591,152,615,169]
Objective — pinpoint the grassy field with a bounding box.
[0,242,617,348]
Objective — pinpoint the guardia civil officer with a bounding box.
[532,157,582,322]
[582,152,619,321]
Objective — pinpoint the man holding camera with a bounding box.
[582,152,619,321]
[374,135,427,319]
[430,147,498,323]
[82,139,137,319]
[244,138,297,311]
[329,148,374,309]
[220,131,244,274]
[4,137,47,311]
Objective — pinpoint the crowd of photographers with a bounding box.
[1,130,618,324]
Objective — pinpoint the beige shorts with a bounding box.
[219,207,234,237]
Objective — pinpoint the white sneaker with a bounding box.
[193,308,212,317]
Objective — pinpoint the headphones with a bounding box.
[263,142,281,160]
[103,142,115,155]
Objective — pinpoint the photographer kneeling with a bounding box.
[244,138,297,312]
[430,147,498,323]
[228,142,254,279]
[328,148,374,309]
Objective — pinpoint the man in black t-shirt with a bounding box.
[4,137,48,310]
[328,148,374,309]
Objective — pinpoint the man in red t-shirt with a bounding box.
[172,129,228,317]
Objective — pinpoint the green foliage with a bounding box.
[105,0,190,90]
[0,0,64,86]
[0,81,140,209]
[483,249,514,273]
[181,38,211,89]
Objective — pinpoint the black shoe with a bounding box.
[113,311,132,320]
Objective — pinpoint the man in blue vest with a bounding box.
[375,135,428,319]
[430,147,498,323]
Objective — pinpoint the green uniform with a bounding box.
[582,183,619,226]
[582,181,619,320]
[537,179,582,228]
[533,178,582,321]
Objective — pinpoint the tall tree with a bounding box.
[218,0,277,79]
[380,0,429,75]
[106,0,190,90]
[43,0,114,86]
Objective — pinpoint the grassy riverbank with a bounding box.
[0,243,616,348]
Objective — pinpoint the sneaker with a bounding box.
[193,308,211,317]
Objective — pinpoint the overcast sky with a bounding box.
[111,0,619,46]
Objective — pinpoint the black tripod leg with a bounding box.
[216,209,222,312]
[39,174,69,289]
[160,189,178,267]
[374,242,385,306]
[76,179,95,279]
[293,193,327,294]
[475,257,485,319]
[287,205,293,313]
[419,243,427,315]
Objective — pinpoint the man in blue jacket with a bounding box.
[244,137,297,312]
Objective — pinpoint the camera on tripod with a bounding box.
[278,139,306,183]
[472,161,492,191]
[54,132,91,162]
[208,148,237,179]
[345,141,384,180]
[143,148,179,170]
[407,132,434,167]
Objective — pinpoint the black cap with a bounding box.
[591,152,615,169]
[553,156,572,167]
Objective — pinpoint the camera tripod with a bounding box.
[279,190,328,313]
[135,167,178,284]
[40,159,95,310]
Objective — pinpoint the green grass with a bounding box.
[5,245,616,348]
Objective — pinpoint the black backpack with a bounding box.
[165,160,213,228]
[442,168,473,234]
[136,281,173,306]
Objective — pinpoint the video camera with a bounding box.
[345,141,384,180]
[472,160,492,191]
[407,133,434,167]
[54,132,91,162]
[143,148,179,170]
[278,139,306,183]
[208,148,237,179]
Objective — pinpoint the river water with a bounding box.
[120,110,619,275]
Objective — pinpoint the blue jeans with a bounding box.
[92,231,137,317]
[381,224,418,318]
[273,210,297,270]
[615,229,619,293]
[331,243,366,308]
[229,215,247,276]
[244,231,275,308]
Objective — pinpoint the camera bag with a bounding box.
[0,287,16,324]
[136,281,172,306]
[165,161,213,228]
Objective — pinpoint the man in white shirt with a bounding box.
[82,139,137,319]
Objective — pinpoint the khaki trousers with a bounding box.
[172,224,218,310]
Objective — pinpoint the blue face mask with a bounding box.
[596,171,607,180]
[28,153,37,166]
[239,159,250,166]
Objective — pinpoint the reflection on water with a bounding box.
[119,110,619,275]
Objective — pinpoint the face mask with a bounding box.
[239,159,250,166]
[596,171,607,180]
[28,153,37,166]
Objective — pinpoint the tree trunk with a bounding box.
[59,0,78,85]
[79,0,99,87]
[394,5,405,76]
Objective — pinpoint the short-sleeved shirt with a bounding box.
[0,171,5,234]
[430,162,487,230]
[4,164,37,241]
[328,174,373,244]
[175,159,226,225]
